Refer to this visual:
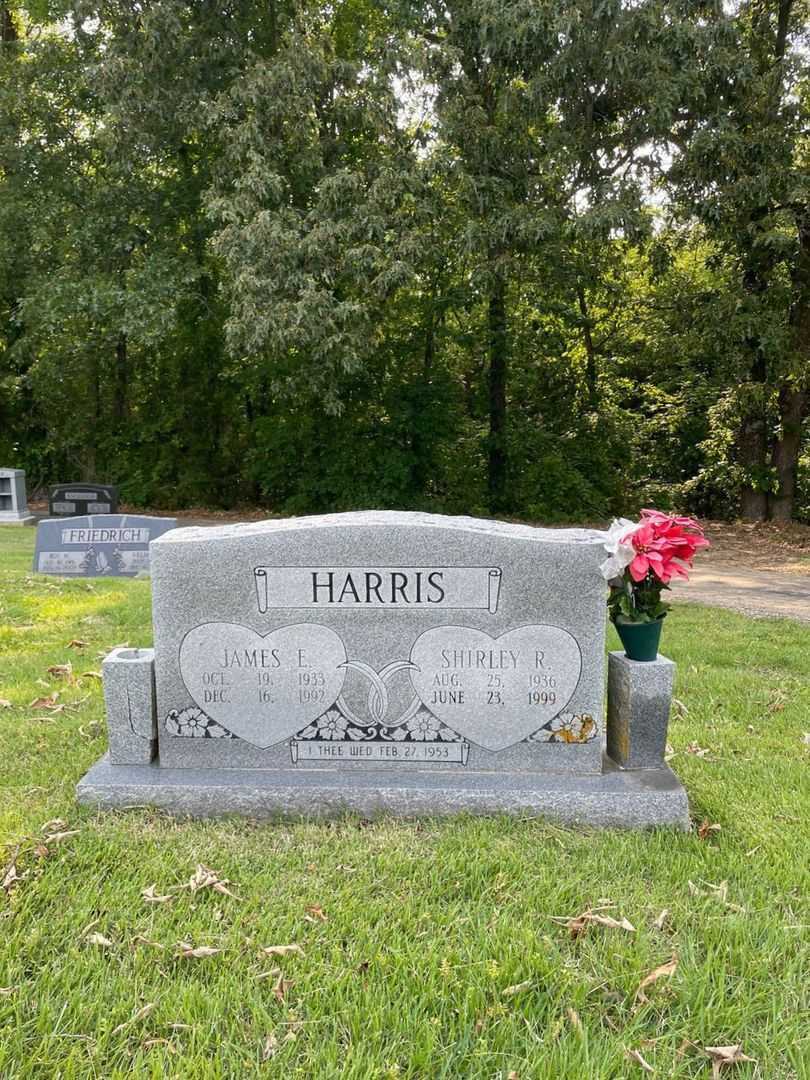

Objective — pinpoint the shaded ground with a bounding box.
[26,504,810,622]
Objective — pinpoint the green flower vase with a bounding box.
[614,616,665,662]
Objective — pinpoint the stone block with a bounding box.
[102,647,157,764]
[0,467,35,525]
[606,651,675,769]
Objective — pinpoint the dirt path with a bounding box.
[670,565,810,622]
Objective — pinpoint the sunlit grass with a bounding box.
[1,526,809,1078]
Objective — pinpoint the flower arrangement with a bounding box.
[600,509,709,627]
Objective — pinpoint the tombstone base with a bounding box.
[0,513,36,526]
[77,753,688,829]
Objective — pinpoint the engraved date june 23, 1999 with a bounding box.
[409,625,582,751]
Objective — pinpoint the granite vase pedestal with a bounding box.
[77,512,689,828]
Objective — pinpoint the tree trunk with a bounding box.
[488,275,508,512]
[770,211,810,520]
[410,297,435,496]
[769,385,806,521]
[576,281,598,410]
[113,332,128,423]
[1,4,17,42]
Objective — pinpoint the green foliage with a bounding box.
[607,573,670,624]
[0,0,808,518]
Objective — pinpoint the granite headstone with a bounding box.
[34,514,176,576]
[0,468,35,526]
[77,512,689,827]
[48,482,119,517]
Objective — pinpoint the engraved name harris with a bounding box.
[253,565,503,614]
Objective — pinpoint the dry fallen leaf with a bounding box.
[79,670,103,681]
[588,913,636,932]
[86,932,114,948]
[41,818,67,833]
[272,972,293,1003]
[176,942,221,959]
[685,742,710,757]
[801,732,810,748]
[698,820,722,840]
[28,693,63,712]
[46,830,80,843]
[0,698,12,708]
[625,1046,655,1073]
[132,935,165,949]
[704,1044,756,1078]
[653,909,670,930]
[256,968,282,982]
[180,864,241,899]
[142,1038,175,1052]
[1,848,25,893]
[261,1033,279,1061]
[111,1002,157,1035]
[305,904,328,922]
[635,955,678,1003]
[47,663,73,680]
[566,1007,583,1037]
[142,884,174,904]
[67,639,89,649]
[261,944,305,958]
[688,879,746,912]
[501,979,533,998]
[550,905,635,938]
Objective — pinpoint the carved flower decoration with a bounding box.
[549,713,596,743]
[166,708,209,737]
[406,711,440,741]
[164,708,233,738]
[316,709,348,740]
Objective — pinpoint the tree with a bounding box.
[668,0,810,520]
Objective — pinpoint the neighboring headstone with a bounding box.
[606,652,675,769]
[48,482,119,517]
[77,512,688,827]
[0,468,35,526]
[33,514,176,576]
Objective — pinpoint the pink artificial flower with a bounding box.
[626,522,669,582]
[625,511,709,584]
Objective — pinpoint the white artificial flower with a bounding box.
[599,518,638,581]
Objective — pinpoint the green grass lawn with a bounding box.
[1,526,809,1079]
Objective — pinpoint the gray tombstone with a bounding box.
[33,514,176,577]
[48,482,119,517]
[0,468,35,525]
[77,512,688,827]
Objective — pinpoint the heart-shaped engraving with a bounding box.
[409,625,581,751]
[179,622,347,748]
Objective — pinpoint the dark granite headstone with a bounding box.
[48,482,119,517]
[33,514,176,577]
